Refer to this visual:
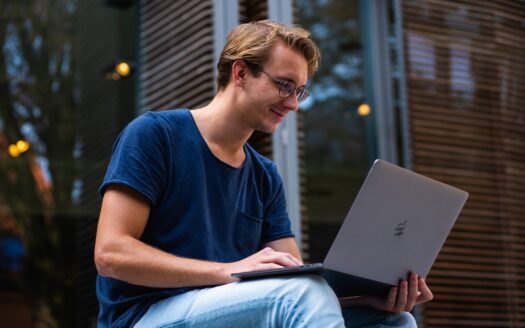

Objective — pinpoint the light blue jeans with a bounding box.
[134,275,417,327]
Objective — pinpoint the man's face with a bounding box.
[242,40,309,133]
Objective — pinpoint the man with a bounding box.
[94,20,432,327]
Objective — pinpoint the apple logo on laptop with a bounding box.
[394,220,408,237]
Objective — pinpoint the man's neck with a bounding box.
[191,92,253,168]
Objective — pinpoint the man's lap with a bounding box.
[134,275,416,328]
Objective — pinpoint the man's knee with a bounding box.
[272,275,344,327]
[277,275,338,303]
[276,276,341,313]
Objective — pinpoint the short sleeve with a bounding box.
[100,113,169,207]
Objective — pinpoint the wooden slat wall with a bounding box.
[240,0,269,23]
[402,0,525,326]
[139,0,215,112]
[296,110,311,260]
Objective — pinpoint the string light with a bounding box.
[8,144,20,157]
[103,61,133,80]
[16,140,30,152]
[8,140,30,158]
[357,103,371,117]
[115,61,131,77]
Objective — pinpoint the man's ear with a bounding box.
[232,60,248,87]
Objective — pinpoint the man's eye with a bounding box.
[278,81,293,92]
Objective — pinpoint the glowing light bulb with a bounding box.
[16,140,30,153]
[115,61,131,77]
[357,103,371,117]
[8,144,20,157]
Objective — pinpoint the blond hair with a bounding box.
[216,20,321,90]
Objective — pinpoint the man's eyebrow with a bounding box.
[274,75,295,84]
[276,75,306,88]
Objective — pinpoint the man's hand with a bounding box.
[340,272,433,313]
[223,247,303,282]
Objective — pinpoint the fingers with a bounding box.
[366,273,434,314]
[405,273,419,310]
[384,286,398,311]
[257,247,302,267]
[228,247,302,282]
[416,277,433,304]
[391,273,421,313]
[394,280,408,312]
[253,262,285,271]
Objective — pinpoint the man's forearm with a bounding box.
[95,236,231,288]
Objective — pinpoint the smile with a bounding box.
[270,108,285,120]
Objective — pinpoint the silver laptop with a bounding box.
[232,159,469,297]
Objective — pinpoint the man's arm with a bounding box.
[94,185,301,288]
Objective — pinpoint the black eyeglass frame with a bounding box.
[244,60,310,103]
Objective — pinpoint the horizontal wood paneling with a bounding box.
[139,0,215,111]
[403,0,525,326]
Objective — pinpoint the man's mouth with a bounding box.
[270,108,285,119]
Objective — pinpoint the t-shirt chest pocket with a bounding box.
[237,199,264,252]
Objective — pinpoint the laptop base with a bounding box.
[232,265,394,297]
[321,269,393,297]
[231,263,323,280]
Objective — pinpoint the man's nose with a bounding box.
[282,93,299,112]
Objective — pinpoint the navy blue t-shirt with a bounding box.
[97,109,294,327]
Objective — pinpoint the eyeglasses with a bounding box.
[247,61,310,103]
